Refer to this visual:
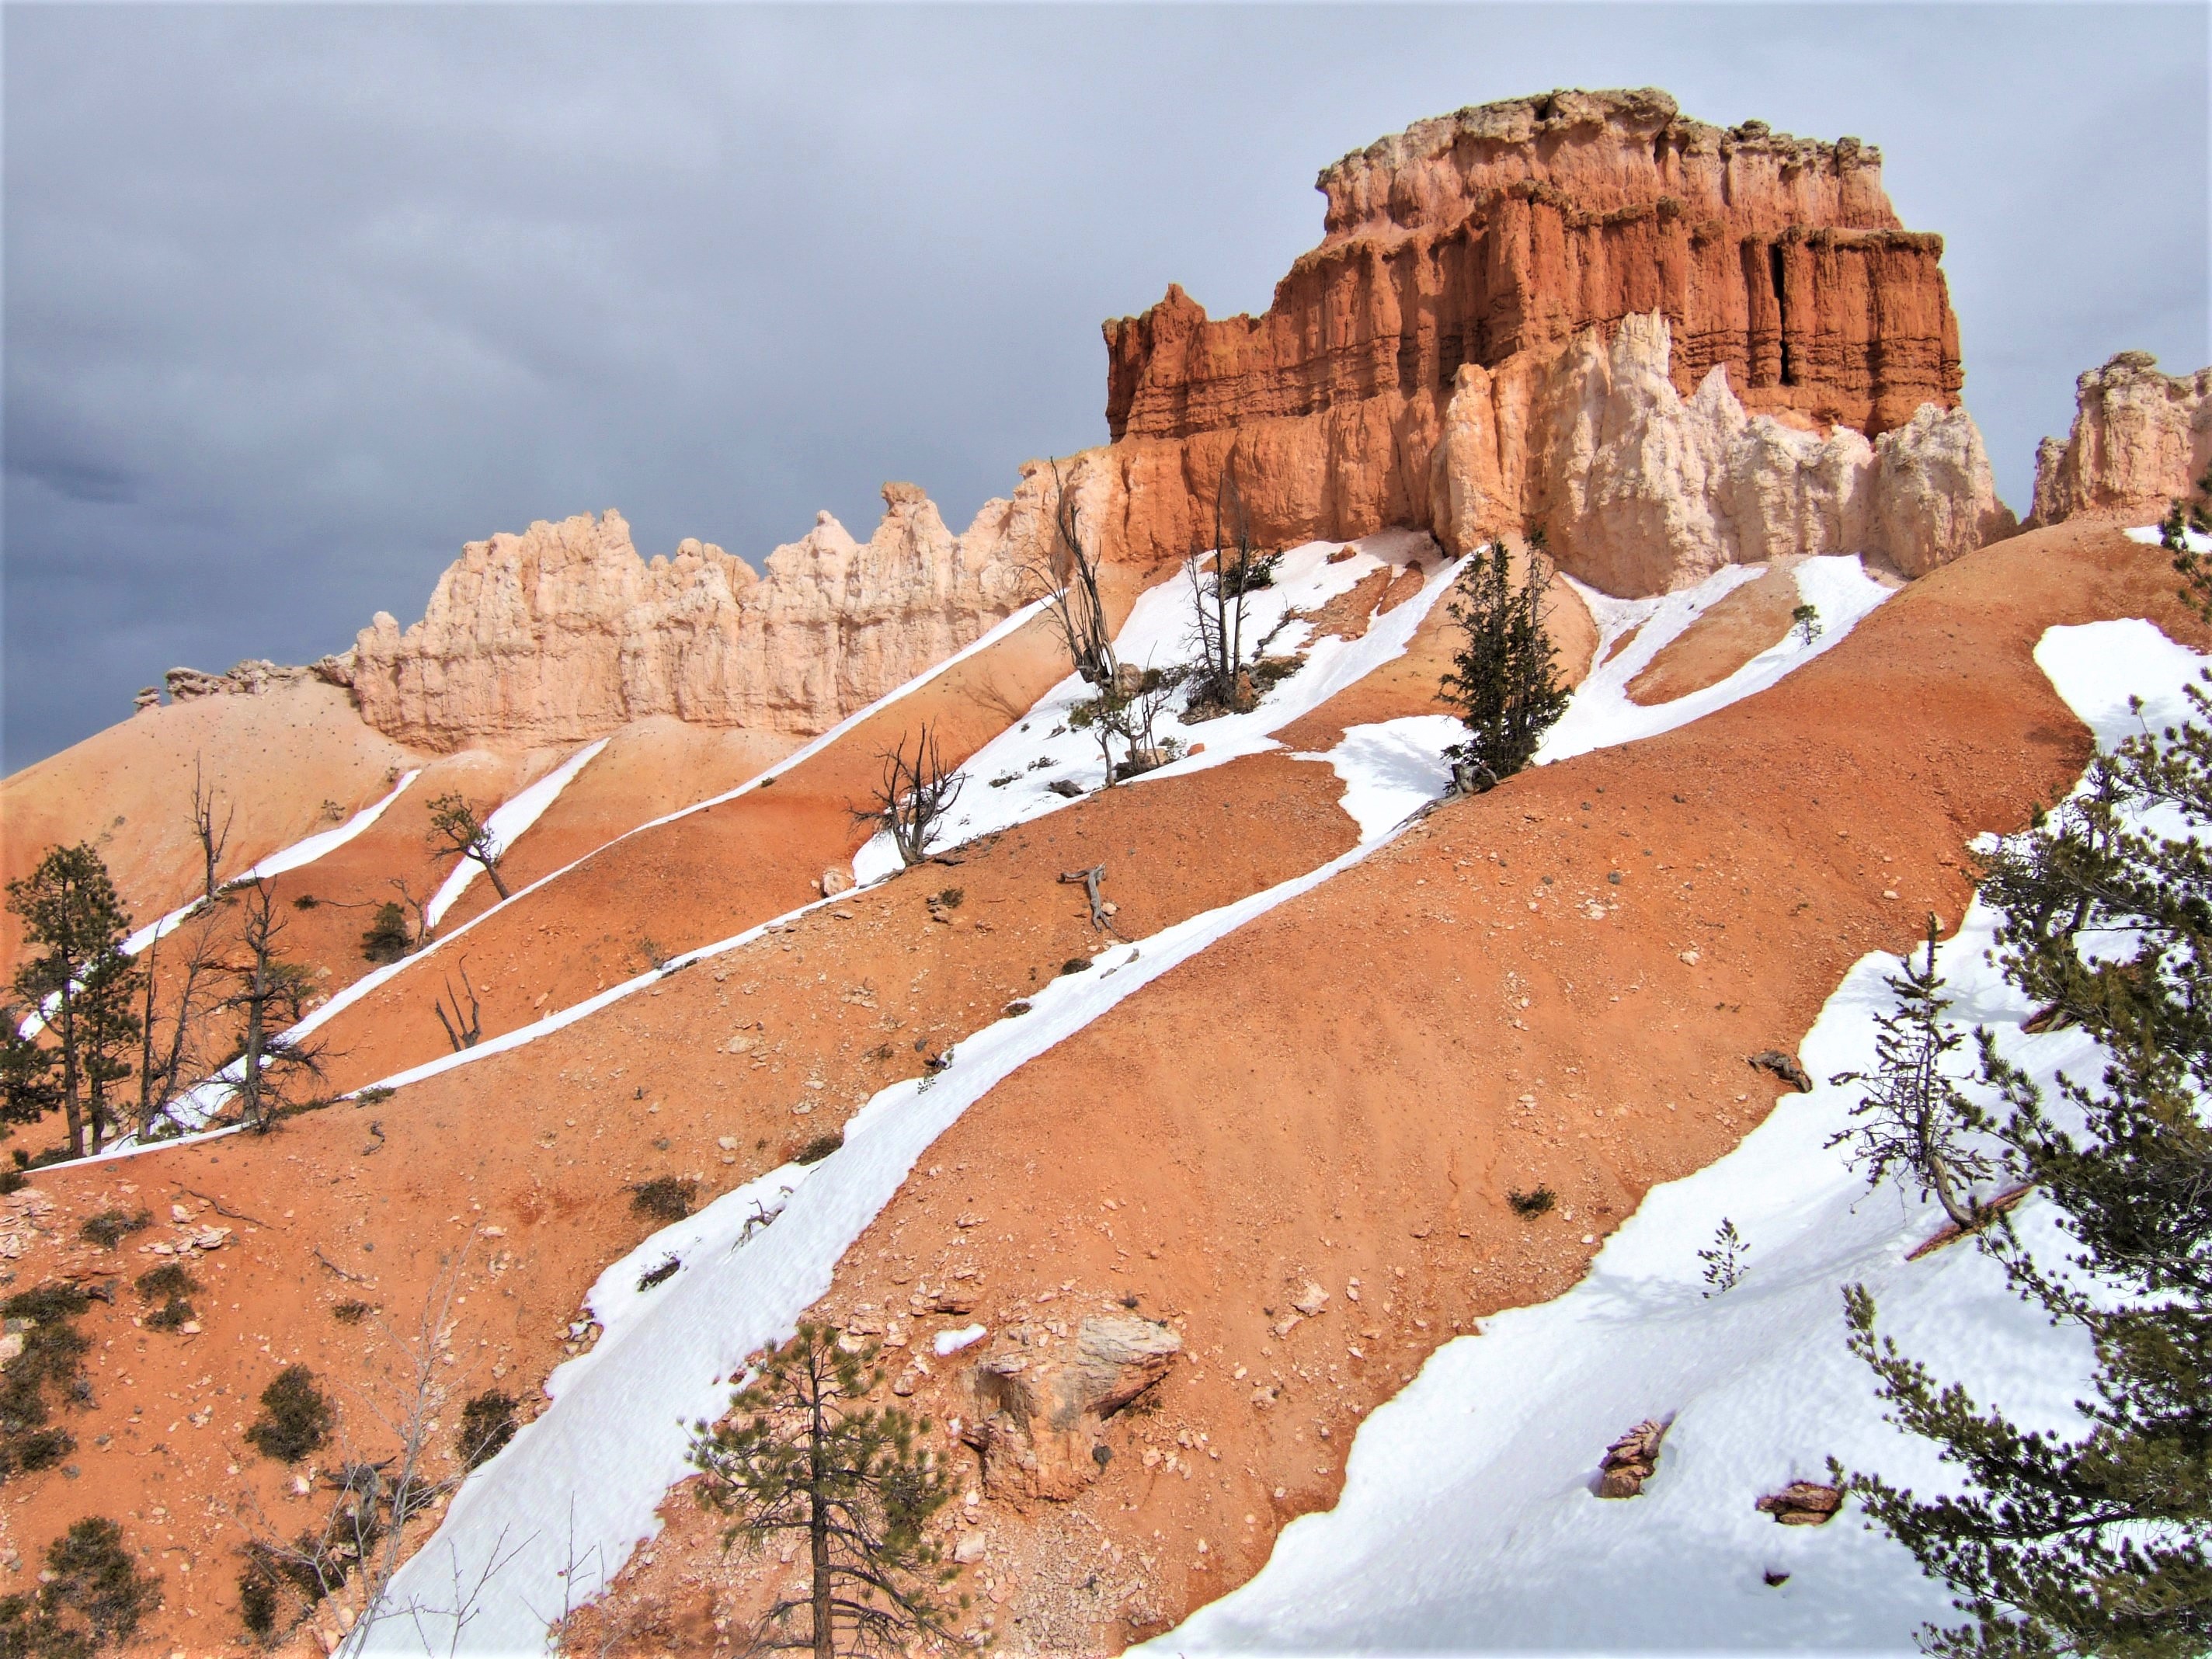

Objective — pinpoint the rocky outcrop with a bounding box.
[965,1314,1181,1502]
[2029,352,2212,527]
[1597,1416,1671,1498]
[1094,89,1966,572]
[162,659,323,701]
[1505,313,2012,590]
[345,483,1040,752]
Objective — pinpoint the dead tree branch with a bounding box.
[433,960,483,1052]
[858,725,965,867]
[1058,865,1126,937]
[192,756,235,904]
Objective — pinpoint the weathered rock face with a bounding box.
[340,483,1037,752]
[2029,351,2212,527]
[1507,313,2012,590]
[1095,88,1970,579]
[965,1314,1181,1502]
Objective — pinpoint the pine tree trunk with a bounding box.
[242,962,266,1129]
[57,987,83,1159]
[481,860,510,901]
[811,1369,833,1659]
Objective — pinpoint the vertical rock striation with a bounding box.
[2029,351,2212,527]
[1094,88,1988,583]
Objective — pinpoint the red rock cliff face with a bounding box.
[1098,88,1963,563]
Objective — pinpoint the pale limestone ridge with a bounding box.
[1429,311,2014,592]
[2029,351,2212,528]
[341,482,1037,752]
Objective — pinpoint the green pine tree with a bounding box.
[6,846,139,1158]
[1828,915,1998,1233]
[687,1323,968,1657]
[1836,493,2212,1656]
[1438,535,1570,792]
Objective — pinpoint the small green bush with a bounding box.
[329,1299,374,1325]
[238,1567,280,1637]
[795,1132,843,1166]
[1507,1186,1556,1217]
[933,887,965,909]
[359,902,412,965]
[78,1209,150,1250]
[630,1176,697,1224]
[0,1517,161,1653]
[144,1299,194,1332]
[456,1390,519,1470]
[245,1365,332,1463]
[134,1264,198,1302]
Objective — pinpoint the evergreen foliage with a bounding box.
[0,1517,161,1657]
[1438,536,1570,792]
[5,846,141,1158]
[245,1365,333,1464]
[0,1286,89,1483]
[456,1389,518,1469]
[1837,497,2212,1656]
[1829,916,1998,1233]
[688,1323,967,1657]
[359,902,412,965]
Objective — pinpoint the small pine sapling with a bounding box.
[1790,602,1822,646]
[689,1323,968,1657]
[1697,1218,1748,1295]
[1828,916,1995,1232]
[1439,536,1570,793]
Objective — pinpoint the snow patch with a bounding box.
[1149,617,2200,1657]
[425,741,608,929]
[854,532,1461,884]
[1539,556,1892,766]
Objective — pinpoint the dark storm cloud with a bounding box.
[6,3,2206,771]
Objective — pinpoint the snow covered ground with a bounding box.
[854,532,1459,884]
[1146,617,2204,1657]
[1538,555,1893,765]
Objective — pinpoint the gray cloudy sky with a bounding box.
[5,3,2207,773]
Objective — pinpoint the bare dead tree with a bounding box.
[433,960,483,1052]
[425,795,510,901]
[136,903,228,1136]
[387,877,436,950]
[193,756,236,905]
[1185,468,1273,719]
[859,726,965,866]
[1024,457,1118,688]
[236,1240,525,1655]
[225,879,325,1130]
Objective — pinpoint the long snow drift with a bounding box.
[121,767,426,958]
[1148,617,2204,1656]
[1540,555,1892,765]
[424,740,608,928]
